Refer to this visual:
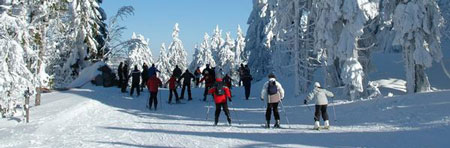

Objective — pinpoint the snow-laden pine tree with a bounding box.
[392,0,443,93]
[0,2,38,117]
[235,25,246,65]
[217,32,236,74]
[189,44,203,71]
[156,43,171,83]
[201,33,216,68]
[245,0,277,80]
[128,33,154,69]
[210,25,225,62]
[167,23,188,71]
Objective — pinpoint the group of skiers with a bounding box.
[116,61,334,129]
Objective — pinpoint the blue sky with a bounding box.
[101,0,252,61]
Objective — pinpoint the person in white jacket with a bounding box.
[305,82,334,130]
[260,74,285,128]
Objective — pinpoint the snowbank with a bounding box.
[67,62,106,88]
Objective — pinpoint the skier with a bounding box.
[173,65,182,80]
[148,64,160,77]
[117,62,123,88]
[242,72,253,100]
[208,78,232,126]
[178,70,195,100]
[200,70,215,101]
[130,65,141,97]
[147,73,162,110]
[194,67,201,87]
[304,82,334,130]
[223,74,232,89]
[238,64,245,86]
[166,74,180,104]
[202,64,211,76]
[121,63,130,93]
[141,63,149,91]
[260,73,285,128]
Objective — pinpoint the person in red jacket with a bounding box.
[146,74,162,110]
[165,75,180,104]
[208,78,232,126]
[200,71,215,101]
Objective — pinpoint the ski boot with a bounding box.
[265,120,270,128]
[227,118,232,126]
[313,121,320,130]
[323,120,330,129]
[274,120,281,128]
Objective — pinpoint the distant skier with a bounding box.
[121,63,130,93]
[148,64,160,77]
[200,70,215,101]
[141,63,149,91]
[242,73,253,100]
[223,74,232,89]
[166,75,180,104]
[202,64,211,76]
[260,73,285,128]
[130,65,141,97]
[194,67,201,87]
[208,78,232,126]
[147,74,162,110]
[304,82,334,130]
[173,65,182,80]
[117,62,124,88]
[238,64,245,86]
[179,70,195,100]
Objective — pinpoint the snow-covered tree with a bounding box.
[128,33,154,69]
[0,2,38,117]
[217,32,236,74]
[235,25,246,65]
[391,0,443,93]
[189,44,203,71]
[157,43,171,83]
[201,33,216,68]
[245,0,277,80]
[210,25,225,62]
[167,23,188,71]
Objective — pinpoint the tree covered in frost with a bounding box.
[189,44,203,71]
[127,33,154,69]
[156,43,171,83]
[0,3,38,117]
[217,32,236,74]
[210,25,225,62]
[391,0,443,93]
[245,0,277,80]
[235,25,247,65]
[167,23,188,71]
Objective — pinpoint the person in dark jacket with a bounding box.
[178,70,195,100]
[118,62,123,88]
[148,64,160,77]
[238,64,245,86]
[130,65,141,96]
[121,63,130,93]
[242,73,253,100]
[200,70,215,101]
[173,65,182,80]
[141,63,149,91]
[147,74,162,110]
[194,67,201,87]
[208,78,232,126]
[202,64,211,76]
[166,75,180,104]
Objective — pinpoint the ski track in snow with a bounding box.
[1,84,450,147]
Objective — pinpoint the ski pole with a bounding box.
[230,102,241,125]
[206,97,211,120]
[331,97,337,122]
[279,100,291,129]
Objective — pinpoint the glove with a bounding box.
[304,100,307,104]
[228,97,232,102]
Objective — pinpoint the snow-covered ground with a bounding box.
[1,81,450,147]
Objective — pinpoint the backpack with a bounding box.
[268,81,278,95]
[214,82,225,96]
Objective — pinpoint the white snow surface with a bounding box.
[1,79,450,147]
[67,62,106,88]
